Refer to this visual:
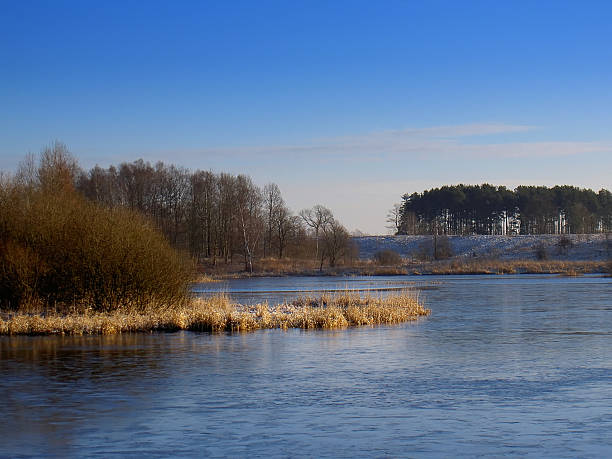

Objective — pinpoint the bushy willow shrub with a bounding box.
[0,182,194,313]
[373,249,403,265]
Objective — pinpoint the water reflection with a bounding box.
[1,275,611,457]
[193,275,438,305]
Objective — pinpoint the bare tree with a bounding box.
[275,205,300,258]
[117,159,156,213]
[0,171,11,189]
[156,164,190,245]
[78,165,120,207]
[74,154,350,269]
[189,170,218,260]
[321,219,350,268]
[15,153,38,188]
[216,173,238,263]
[299,204,333,260]
[37,142,80,193]
[263,183,284,257]
[235,175,263,272]
[386,203,402,235]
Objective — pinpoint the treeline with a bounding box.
[0,142,355,311]
[72,149,352,269]
[397,184,612,235]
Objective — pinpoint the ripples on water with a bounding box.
[1,275,611,457]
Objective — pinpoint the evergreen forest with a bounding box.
[398,184,612,235]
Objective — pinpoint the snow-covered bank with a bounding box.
[354,234,611,261]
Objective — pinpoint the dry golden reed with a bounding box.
[426,259,606,275]
[192,274,221,283]
[0,292,429,336]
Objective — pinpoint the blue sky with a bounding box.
[1,1,611,233]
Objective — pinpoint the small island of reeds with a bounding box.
[0,292,429,335]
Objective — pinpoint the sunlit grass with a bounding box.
[425,259,606,275]
[192,274,221,283]
[203,258,608,279]
[0,292,429,336]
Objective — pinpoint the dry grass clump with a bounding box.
[202,258,325,278]
[557,271,581,277]
[373,249,403,265]
[370,266,409,276]
[0,292,429,335]
[0,296,250,335]
[203,258,413,278]
[263,292,427,328]
[255,257,321,275]
[192,274,220,283]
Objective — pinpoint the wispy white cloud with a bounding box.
[326,122,534,143]
[75,122,610,235]
[155,122,611,163]
[461,141,612,158]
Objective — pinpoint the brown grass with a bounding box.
[192,274,221,283]
[0,292,429,336]
[423,259,607,275]
[202,257,608,279]
[358,266,409,276]
[206,259,413,278]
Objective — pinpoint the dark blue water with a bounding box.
[2,275,611,457]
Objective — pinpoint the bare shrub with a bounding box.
[321,219,350,268]
[0,152,194,313]
[414,235,453,261]
[434,235,453,260]
[557,235,573,255]
[374,249,403,265]
[535,243,549,260]
[414,239,432,261]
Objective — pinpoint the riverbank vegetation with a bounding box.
[198,258,606,279]
[0,145,429,335]
[0,292,429,335]
[0,144,194,313]
[420,259,607,275]
[2,143,608,330]
[0,145,359,313]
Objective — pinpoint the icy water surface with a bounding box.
[2,275,612,457]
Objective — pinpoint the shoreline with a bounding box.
[201,259,609,280]
[3,260,608,336]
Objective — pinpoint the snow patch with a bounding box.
[353,234,611,261]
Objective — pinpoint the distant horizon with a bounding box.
[5,147,610,237]
[2,1,611,234]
